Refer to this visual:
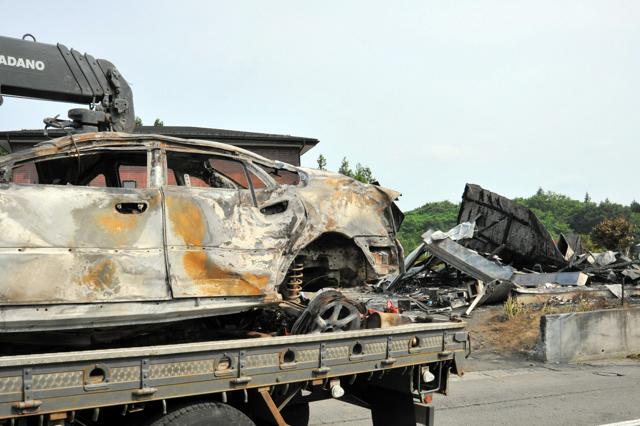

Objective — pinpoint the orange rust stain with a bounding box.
[167,195,269,296]
[97,212,139,234]
[325,216,338,230]
[183,251,220,280]
[241,273,270,288]
[321,177,344,188]
[80,259,117,291]
[181,250,268,296]
[167,195,205,246]
[330,186,356,205]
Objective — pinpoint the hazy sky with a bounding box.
[1,1,638,210]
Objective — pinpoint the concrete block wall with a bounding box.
[539,307,640,363]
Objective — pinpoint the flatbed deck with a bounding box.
[0,321,467,423]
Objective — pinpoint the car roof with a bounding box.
[0,132,282,167]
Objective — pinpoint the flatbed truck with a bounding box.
[0,321,467,425]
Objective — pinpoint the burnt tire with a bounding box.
[146,401,255,426]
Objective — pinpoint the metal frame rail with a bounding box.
[0,322,467,420]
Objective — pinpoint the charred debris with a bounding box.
[6,183,639,355]
[377,183,640,317]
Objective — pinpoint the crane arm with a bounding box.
[0,35,134,132]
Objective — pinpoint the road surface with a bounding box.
[308,360,640,426]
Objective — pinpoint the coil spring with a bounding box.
[286,261,304,300]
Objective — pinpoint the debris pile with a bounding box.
[379,183,640,316]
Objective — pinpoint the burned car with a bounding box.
[0,132,403,335]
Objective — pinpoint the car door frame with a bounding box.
[160,145,287,299]
[0,141,171,305]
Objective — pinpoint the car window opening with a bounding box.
[247,167,267,189]
[10,151,149,188]
[256,164,300,186]
[166,151,266,190]
[119,165,147,189]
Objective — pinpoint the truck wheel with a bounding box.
[280,401,310,426]
[146,401,255,426]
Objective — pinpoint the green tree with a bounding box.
[135,116,143,128]
[569,203,605,234]
[353,163,375,184]
[579,233,598,252]
[397,201,459,250]
[338,157,353,177]
[597,199,627,219]
[400,187,640,254]
[153,118,164,127]
[528,207,573,238]
[584,192,591,203]
[316,154,327,170]
[516,189,582,238]
[337,158,375,183]
[591,217,635,252]
[630,212,640,243]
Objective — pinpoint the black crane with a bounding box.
[0,34,134,133]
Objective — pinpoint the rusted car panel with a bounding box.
[293,170,399,240]
[0,185,168,304]
[164,186,305,298]
[0,132,403,331]
[289,171,402,284]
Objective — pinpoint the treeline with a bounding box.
[397,201,459,251]
[398,188,640,252]
[310,156,639,253]
[134,117,164,127]
[316,154,376,184]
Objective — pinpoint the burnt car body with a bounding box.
[0,133,403,333]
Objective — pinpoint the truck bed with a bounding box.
[0,321,467,421]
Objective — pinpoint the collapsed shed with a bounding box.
[381,183,640,316]
[457,184,567,269]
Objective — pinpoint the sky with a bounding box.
[1,1,638,211]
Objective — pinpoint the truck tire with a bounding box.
[280,401,310,426]
[146,401,255,426]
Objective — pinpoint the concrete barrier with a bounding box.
[539,307,640,363]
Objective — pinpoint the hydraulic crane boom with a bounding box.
[0,35,134,132]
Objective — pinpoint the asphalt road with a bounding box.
[308,360,640,426]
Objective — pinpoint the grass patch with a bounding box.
[503,296,529,319]
[469,295,619,357]
[503,293,610,321]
